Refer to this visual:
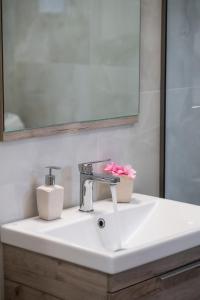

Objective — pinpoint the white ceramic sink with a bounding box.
[1,194,200,274]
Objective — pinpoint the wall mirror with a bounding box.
[0,0,141,141]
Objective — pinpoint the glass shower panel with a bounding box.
[165,0,200,204]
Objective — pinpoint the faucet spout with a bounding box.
[78,160,120,212]
[92,173,120,185]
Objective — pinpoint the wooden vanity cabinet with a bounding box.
[3,244,200,300]
[108,261,200,300]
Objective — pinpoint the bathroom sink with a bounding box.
[1,194,200,274]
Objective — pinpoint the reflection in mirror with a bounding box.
[3,0,140,132]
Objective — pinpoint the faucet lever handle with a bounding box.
[78,159,111,175]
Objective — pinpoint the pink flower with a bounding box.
[104,162,136,179]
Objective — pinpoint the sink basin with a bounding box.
[45,197,155,252]
[1,194,200,274]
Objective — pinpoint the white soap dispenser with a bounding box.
[37,166,64,221]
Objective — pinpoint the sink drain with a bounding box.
[97,218,105,228]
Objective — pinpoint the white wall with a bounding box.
[0,0,162,298]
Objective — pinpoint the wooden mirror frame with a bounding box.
[0,1,139,142]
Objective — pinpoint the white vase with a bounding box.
[116,176,134,203]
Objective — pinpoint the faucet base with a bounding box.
[79,208,94,213]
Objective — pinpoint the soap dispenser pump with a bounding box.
[37,166,64,221]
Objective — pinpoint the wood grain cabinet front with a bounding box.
[3,244,200,300]
[5,281,60,300]
[108,261,200,300]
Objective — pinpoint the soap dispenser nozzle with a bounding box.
[45,166,61,186]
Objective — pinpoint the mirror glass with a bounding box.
[2,0,140,132]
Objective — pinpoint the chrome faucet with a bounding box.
[78,159,120,212]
